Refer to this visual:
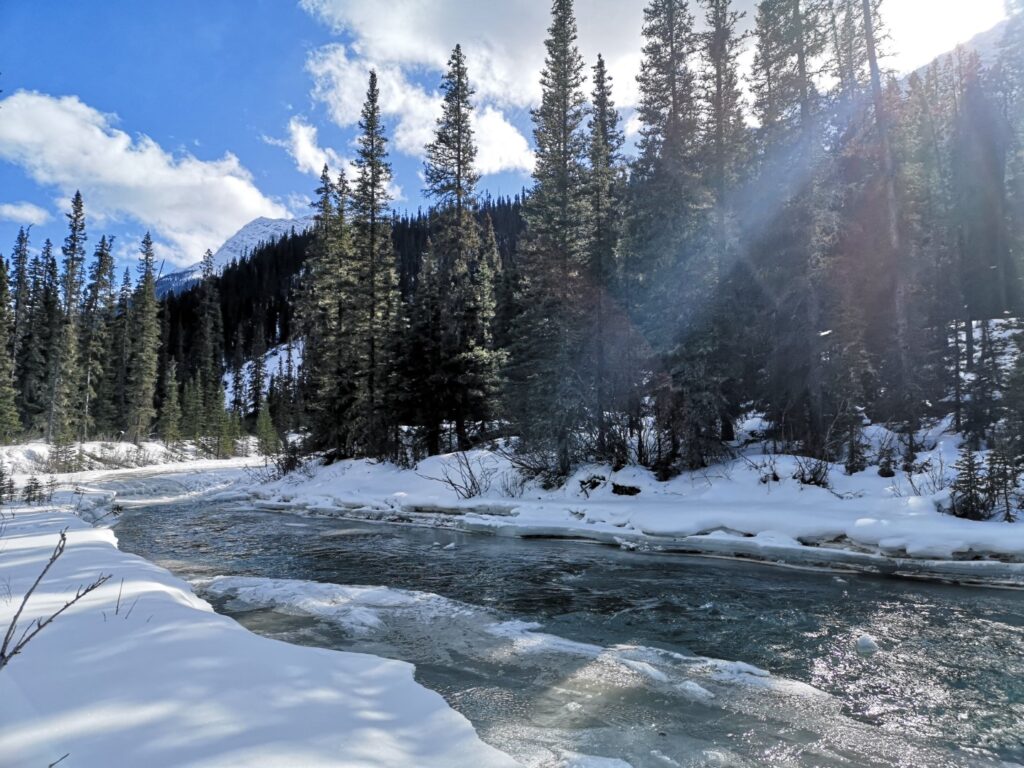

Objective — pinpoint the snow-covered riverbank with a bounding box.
[0,488,519,767]
[250,443,1024,587]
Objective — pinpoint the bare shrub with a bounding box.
[739,449,780,484]
[905,453,951,496]
[498,469,528,499]
[794,453,831,488]
[419,452,498,499]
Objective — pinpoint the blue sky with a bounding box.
[0,0,1008,272]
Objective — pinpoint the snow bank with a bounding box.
[0,507,519,767]
[251,443,1024,586]
[0,440,264,483]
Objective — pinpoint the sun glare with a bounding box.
[885,0,1008,73]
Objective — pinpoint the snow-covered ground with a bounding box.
[0,482,519,767]
[251,431,1024,587]
[0,439,264,480]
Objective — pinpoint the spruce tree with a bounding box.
[230,326,246,418]
[0,258,20,443]
[13,240,44,427]
[9,227,30,361]
[347,70,400,458]
[32,243,62,436]
[105,268,134,438]
[625,0,702,350]
[505,0,591,479]
[951,445,989,520]
[48,192,88,448]
[986,444,1020,523]
[255,400,280,457]
[586,54,625,460]
[397,241,446,455]
[125,233,160,443]
[195,249,225,445]
[419,44,499,450]
[299,166,354,451]
[248,326,267,418]
[158,358,182,446]
[78,235,116,440]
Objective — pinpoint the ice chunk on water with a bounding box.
[856,633,880,655]
[554,751,634,768]
[676,680,716,703]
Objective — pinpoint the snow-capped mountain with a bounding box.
[156,215,316,296]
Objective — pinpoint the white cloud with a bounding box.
[297,0,652,178]
[473,106,535,175]
[307,44,440,157]
[0,201,51,226]
[266,116,344,176]
[306,43,534,175]
[0,91,289,267]
[298,0,1009,163]
[298,0,646,110]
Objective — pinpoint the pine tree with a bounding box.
[748,0,834,456]
[248,326,267,418]
[586,54,625,460]
[0,257,21,443]
[22,244,57,436]
[195,249,225,443]
[951,445,989,520]
[255,400,280,457]
[347,70,400,458]
[9,227,30,361]
[625,0,703,350]
[299,166,354,451]
[505,0,591,479]
[424,44,480,228]
[699,0,747,262]
[104,268,134,438]
[14,240,46,428]
[181,376,203,444]
[230,326,246,418]
[417,44,500,450]
[986,443,1020,523]
[77,235,116,440]
[48,192,88,448]
[396,241,446,455]
[158,358,182,446]
[125,233,160,443]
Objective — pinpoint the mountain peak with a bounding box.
[156,214,316,296]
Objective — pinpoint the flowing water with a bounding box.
[107,474,1024,767]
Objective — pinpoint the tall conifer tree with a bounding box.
[125,234,160,442]
[506,0,591,478]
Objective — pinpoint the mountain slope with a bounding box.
[156,215,316,296]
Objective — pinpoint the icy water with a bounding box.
[108,474,1024,767]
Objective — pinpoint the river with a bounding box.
[106,473,1024,767]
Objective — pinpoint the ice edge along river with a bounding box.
[0,472,520,768]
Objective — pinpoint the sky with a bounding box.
[0,0,1010,273]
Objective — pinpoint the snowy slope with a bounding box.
[0,489,519,768]
[156,215,315,296]
[224,339,304,407]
